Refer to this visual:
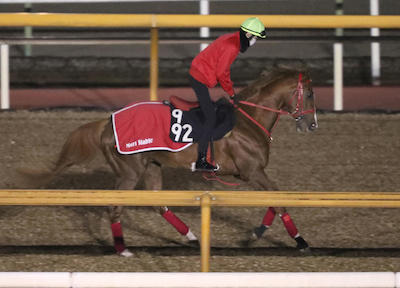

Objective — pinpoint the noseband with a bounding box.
[288,73,316,121]
[235,73,315,141]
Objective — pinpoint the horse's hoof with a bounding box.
[119,249,134,257]
[187,239,200,247]
[252,225,268,240]
[295,236,310,253]
[250,232,258,241]
[299,246,312,254]
[240,239,255,247]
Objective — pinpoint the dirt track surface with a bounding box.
[0,110,399,272]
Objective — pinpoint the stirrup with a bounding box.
[191,161,219,172]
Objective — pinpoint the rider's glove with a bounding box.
[230,94,239,105]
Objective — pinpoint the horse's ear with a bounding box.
[260,70,270,77]
[272,61,308,74]
[296,63,310,78]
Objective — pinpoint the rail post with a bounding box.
[334,0,344,111]
[0,44,10,110]
[149,27,159,101]
[24,2,33,57]
[199,0,210,51]
[200,192,212,272]
[370,0,381,85]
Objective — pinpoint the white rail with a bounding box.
[370,0,381,85]
[0,44,9,110]
[0,272,398,288]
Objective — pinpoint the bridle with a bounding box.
[234,73,315,141]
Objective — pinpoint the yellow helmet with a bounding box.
[240,17,266,38]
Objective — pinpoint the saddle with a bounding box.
[169,96,199,111]
[164,95,236,143]
[111,96,235,155]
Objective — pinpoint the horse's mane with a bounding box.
[238,65,309,100]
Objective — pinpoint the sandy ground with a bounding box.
[0,110,399,272]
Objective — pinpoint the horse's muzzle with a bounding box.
[295,115,318,132]
[309,122,318,131]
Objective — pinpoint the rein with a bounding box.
[235,73,315,141]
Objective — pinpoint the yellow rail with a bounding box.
[0,189,399,272]
[1,189,399,207]
[1,13,400,101]
[0,13,400,28]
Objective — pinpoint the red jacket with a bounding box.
[190,31,240,96]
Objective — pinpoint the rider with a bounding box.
[190,17,266,172]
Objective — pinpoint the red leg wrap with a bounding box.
[111,222,126,253]
[262,207,276,226]
[280,212,299,238]
[162,210,189,235]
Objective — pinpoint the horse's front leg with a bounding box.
[108,205,133,257]
[144,162,198,244]
[247,169,310,252]
[108,167,143,257]
[109,160,147,256]
[101,127,146,256]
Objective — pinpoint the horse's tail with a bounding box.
[19,119,109,187]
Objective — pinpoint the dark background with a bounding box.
[1,0,400,87]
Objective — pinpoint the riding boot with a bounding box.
[194,152,218,172]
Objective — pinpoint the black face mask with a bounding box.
[239,29,250,53]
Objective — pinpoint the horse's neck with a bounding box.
[235,73,298,138]
[240,89,284,132]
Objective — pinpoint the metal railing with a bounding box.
[1,13,400,109]
[1,189,399,272]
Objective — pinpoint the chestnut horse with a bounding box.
[26,67,317,256]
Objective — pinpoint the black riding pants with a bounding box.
[190,75,216,156]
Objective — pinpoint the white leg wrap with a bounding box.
[185,229,197,241]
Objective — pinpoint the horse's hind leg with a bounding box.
[108,162,145,256]
[143,162,198,244]
[101,127,147,256]
[109,206,130,256]
[109,156,147,257]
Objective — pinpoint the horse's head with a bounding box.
[236,67,318,138]
[282,72,318,133]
